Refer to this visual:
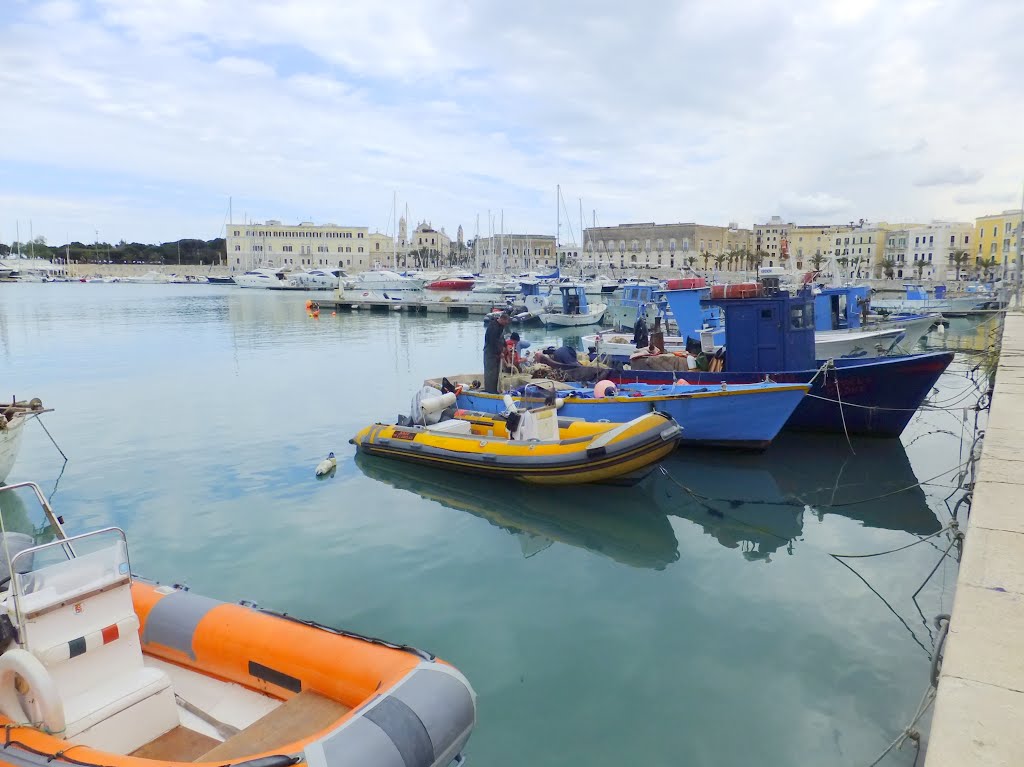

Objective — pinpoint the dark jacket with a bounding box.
[484,319,506,359]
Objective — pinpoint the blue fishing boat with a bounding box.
[605,286,953,437]
[453,380,809,450]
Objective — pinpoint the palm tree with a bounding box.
[713,253,726,272]
[983,256,999,280]
[913,260,925,280]
[700,250,712,271]
[810,253,827,272]
[686,255,697,270]
[880,258,896,279]
[950,249,971,281]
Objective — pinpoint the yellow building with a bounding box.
[975,210,1022,274]
[787,225,832,270]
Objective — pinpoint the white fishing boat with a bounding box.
[870,283,1003,316]
[538,285,607,328]
[0,399,49,483]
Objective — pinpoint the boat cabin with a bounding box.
[701,289,816,372]
[558,285,590,315]
[659,287,723,338]
[814,285,871,331]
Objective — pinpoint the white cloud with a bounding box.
[215,57,275,78]
[914,167,984,187]
[0,0,1022,244]
[778,193,854,219]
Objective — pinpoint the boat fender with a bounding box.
[420,392,457,416]
[230,756,299,767]
[502,395,518,415]
[0,649,64,734]
[594,380,617,398]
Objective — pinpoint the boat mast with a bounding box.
[579,198,584,273]
[556,185,560,270]
[392,191,397,271]
[474,213,480,273]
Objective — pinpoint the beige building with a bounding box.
[473,234,555,272]
[878,222,972,280]
[582,222,753,271]
[752,216,791,267]
[227,220,379,272]
[409,222,451,257]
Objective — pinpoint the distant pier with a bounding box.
[926,310,1024,766]
[318,296,505,316]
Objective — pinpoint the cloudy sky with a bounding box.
[1,0,1022,245]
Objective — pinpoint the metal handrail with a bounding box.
[0,481,70,541]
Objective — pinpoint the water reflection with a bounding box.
[648,433,941,561]
[354,453,680,570]
[0,485,59,544]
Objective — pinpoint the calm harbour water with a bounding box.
[0,284,993,766]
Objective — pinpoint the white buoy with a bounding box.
[936,323,945,335]
[315,452,337,477]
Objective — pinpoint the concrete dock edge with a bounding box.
[926,311,1024,767]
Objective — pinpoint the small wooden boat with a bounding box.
[0,398,51,483]
[351,409,681,485]
[0,482,476,767]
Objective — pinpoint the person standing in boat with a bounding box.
[484,311,511,392]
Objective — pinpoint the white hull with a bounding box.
[0,416,27,483]
[539,304,607,327]
[587,325,909,360]
[872,295,996,314]
[814,328,905,359]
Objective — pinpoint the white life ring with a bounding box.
[0,650,65,734]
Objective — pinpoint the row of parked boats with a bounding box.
[348,275,955,488]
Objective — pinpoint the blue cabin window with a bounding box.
[790,305,812,329]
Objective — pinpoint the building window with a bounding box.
[358,247,364,253]
[358,233,364,238]
[233,230,240,236]
[993,226,998,237]
[1007,222,1013,234]
[234,245,240,251]
[965,235,969,244]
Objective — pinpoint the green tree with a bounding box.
[950,249,970,280]
[879,259,896,279]
[810,253,827,271]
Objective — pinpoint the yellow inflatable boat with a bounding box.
[351,407,681,486]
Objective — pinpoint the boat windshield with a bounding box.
[10,529,129,630]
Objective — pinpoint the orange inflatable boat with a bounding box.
[0,482,475,767]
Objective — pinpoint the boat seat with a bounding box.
[20,545,178,753]
[425,419,472,435]
[198,690,351,761]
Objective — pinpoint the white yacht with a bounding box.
[123,271,171,284]
[288,268,347,290]
[350,270,425,291]
[234,268,294,289]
